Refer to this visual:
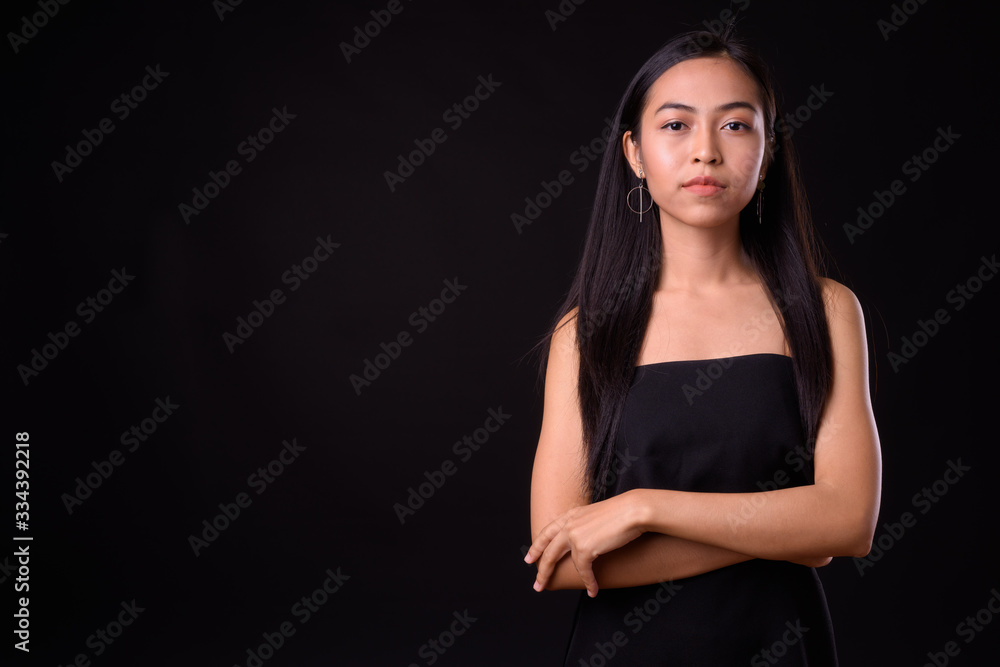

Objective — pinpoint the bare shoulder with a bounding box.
[818,277,865,344]
[817,277,870,398]
[555,306,579,338]
[549,306,580,366]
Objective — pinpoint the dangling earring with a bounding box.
[756,175,765,225]
[627,167,653,222]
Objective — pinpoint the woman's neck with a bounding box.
[655,217,756,293]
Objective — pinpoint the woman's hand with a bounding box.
[524,489,647,598]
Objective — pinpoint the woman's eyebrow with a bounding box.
[653,101,758,114]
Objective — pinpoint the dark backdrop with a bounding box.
[3,0,998,665]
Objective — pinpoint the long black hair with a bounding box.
[529,24,833,503]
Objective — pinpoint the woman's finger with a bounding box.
[571,549,600,597]
[533,532,570,591]
[524,518,560,565]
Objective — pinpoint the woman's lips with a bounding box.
[683,184,725,196]
[682,175,725,196]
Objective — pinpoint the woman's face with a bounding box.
[623,56,768,230]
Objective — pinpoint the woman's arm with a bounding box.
[528,308,831,592]
[630,280,881,559]
[528,280,881,596]
[543,534,749,590]
[543,533,831,591]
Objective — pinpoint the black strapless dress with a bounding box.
[562,354,838,666]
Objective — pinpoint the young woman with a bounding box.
[524,25,881,666]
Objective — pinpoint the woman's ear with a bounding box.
[622,130,643,178]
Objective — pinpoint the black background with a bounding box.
[3,0,999,665]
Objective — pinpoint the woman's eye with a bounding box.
[725,121,749,131]
[662,121,684,131]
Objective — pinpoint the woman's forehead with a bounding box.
[645,57,763,113]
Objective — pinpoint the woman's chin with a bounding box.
[661,210,743,230]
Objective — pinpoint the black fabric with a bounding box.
[562,353,838,666]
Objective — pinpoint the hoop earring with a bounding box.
[627,171,653,222]
[756,180,765,225]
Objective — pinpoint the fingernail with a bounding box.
[533,581,541,592]
[523,553,531,563]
